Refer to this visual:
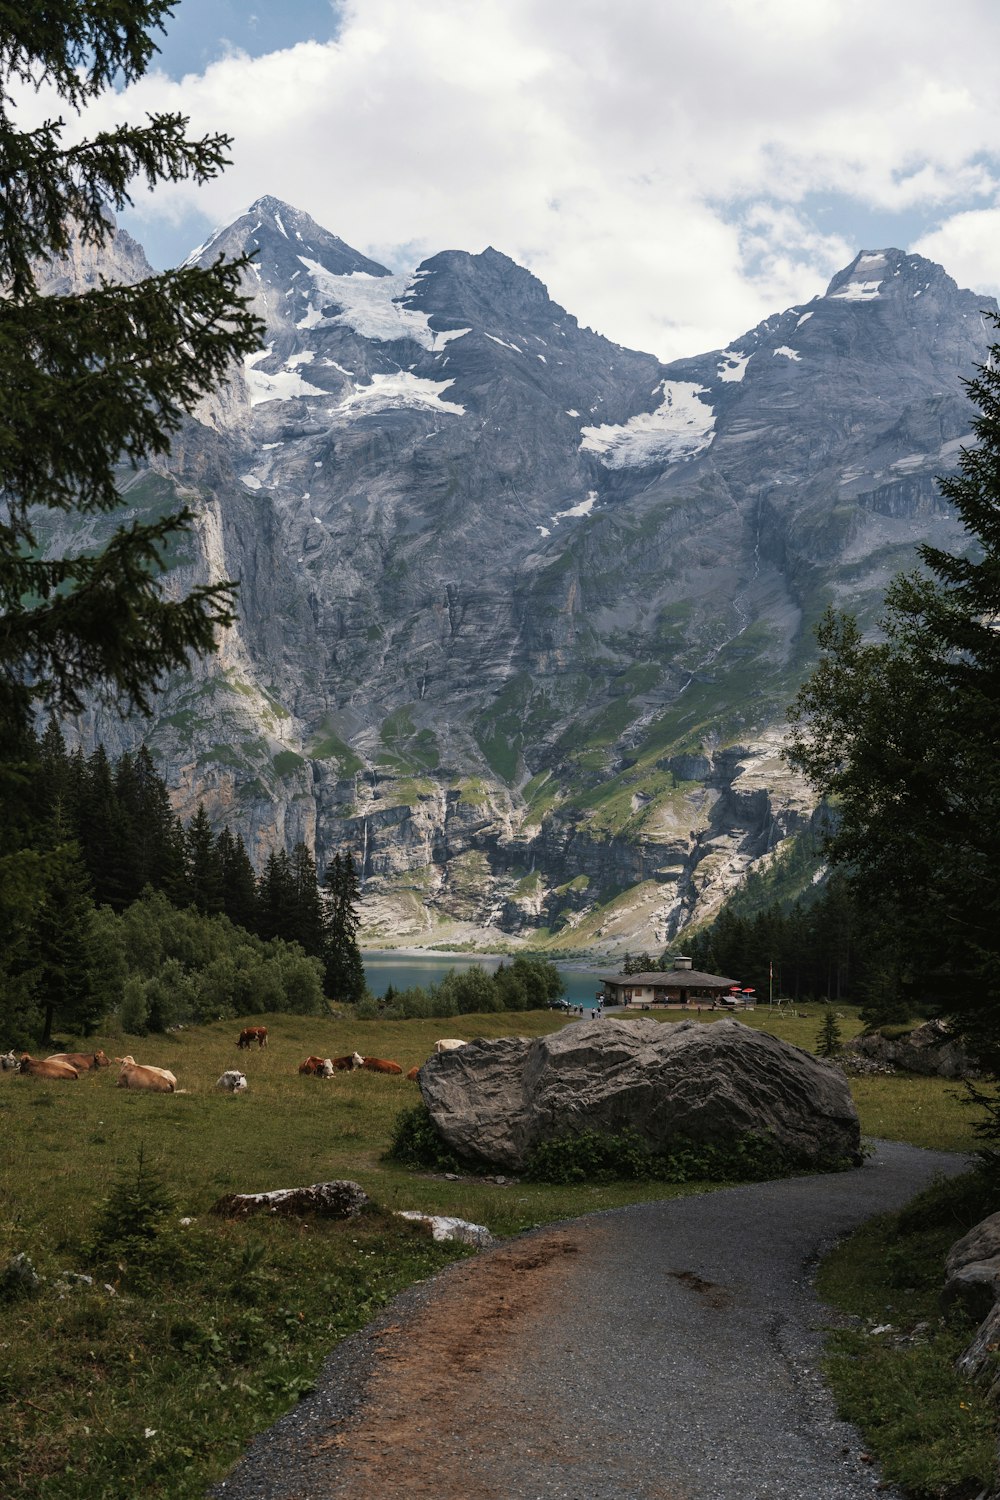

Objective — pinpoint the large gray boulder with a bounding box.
[419,1017,860,1172]
[945,1211,1000,1324]
[842,1019,978,1079]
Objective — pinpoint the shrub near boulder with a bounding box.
[417,1017,861,1174]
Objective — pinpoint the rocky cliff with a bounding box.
[60,202,996,952]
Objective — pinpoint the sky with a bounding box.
[29,0,1000,360]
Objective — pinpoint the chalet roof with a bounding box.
[600,969,739,991]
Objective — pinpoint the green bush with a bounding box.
[524,1128,847,1185]
[386,1105,469,1174]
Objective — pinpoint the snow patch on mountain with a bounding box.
[243,347,325,406]
[717,350,749,382]
[832,280,883,302]
[334,372,466,418]
[773,346,801,361]
[295,260,470,350]
[485,333,522,354]
[580,382,715,468]
[552,490,599,525]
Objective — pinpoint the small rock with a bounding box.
[396,1211,493,1248]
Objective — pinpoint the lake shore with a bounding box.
[361,944,616,975]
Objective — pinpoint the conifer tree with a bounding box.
[0,4,262,732]
[257,848,296,943]
[217,827,258,934]
[29,839,101,1043]
[185,803,223,916]
[289,842,326,957]
[78,744,130,907]
[322,853,366,1003]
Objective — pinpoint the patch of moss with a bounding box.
[272,750,305,779]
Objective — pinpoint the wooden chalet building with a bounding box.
[599,956,741,1009]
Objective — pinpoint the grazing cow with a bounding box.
[237,1027,268,1049]
[1,1050,19,1070]
[46,1050,111,1071]
[406,1065,421,1081]
[361,1056,403,1075]
[331,1052,364,1071]
[216,1070,248,1093]
[116,1055,177,1092]
[433,1038,467,1053]
[298,1055,335,1077]
[18,1054,79,1080]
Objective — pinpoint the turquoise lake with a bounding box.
[361,951,611,1010]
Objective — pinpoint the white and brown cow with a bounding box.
[116,1055,177,1092]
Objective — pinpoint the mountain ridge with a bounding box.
[58,200,996,954]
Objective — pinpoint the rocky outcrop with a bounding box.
[947,1213,1000,1419]
[842,1019,979,1079]
[211,1180,369,1218]
[418,1016,860,1171]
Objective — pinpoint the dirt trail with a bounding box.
[213,1141,968,1500]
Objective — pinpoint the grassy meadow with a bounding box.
[0,1003,987,1498]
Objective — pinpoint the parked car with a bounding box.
[546,998,574,1011]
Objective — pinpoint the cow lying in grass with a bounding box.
[46,1050,110,1071]
[116,1055,177,1092]
[18,1054,78,1080]
[361,1056,403,1075]
[216,1070,248,1092]
[299,1055,335,1077]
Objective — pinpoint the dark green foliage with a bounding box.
[386,1104,467,1174]
[108,889,325,1030]
[89,1150,178,1255]
[217,827,258,932]
[622,951,659,974]
[816,1009,843,1057]
[688,871,898,1010]
[788,319,1000,1074]
[523,1128,844,1184]
[186,803,224,916]
[363,956,565,1020]
[322,852,366,1003]
[0,2,262,731]
[288,842,325,957]
[257,848,296,943]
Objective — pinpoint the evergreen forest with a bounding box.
[0,720,365,1045]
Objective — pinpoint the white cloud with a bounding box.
[911,209,1000,300]
[26,0,1000,359]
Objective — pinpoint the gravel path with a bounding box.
[212,1140,966,1500]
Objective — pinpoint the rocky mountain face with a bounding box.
[60,200,996,953]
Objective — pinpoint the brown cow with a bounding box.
[116,1055,177,1092]
[331,1052,364,1071]
[19,1054,79,1080]
[237,1027,268,1049]
[46,1050,111,1071]
[298,1055,334,1076]
[405,1065,421,1081]
[361,1056,403,1075]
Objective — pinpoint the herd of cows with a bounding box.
[0,1032,471,1094]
